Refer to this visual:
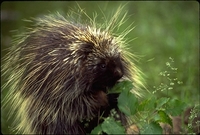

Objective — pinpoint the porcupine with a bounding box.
[2,6,144,134]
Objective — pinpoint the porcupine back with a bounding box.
[2,6,145,134]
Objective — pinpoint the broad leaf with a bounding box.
[166,98,186,116]
[90,124,103,134]
[101,117,125,134]
[156,97,170,110]
[141,122,163,134]
[118,86,138,116]
[154,110,172,126]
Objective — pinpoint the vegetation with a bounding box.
[91,58,199,134]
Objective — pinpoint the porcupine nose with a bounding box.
[114,67,123,80]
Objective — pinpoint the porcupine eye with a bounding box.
[100,63,106,70]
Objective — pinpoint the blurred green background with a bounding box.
[1,1,199,134]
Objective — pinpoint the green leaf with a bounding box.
[138,96,156,111]
[141,122,163,134]
[90,124,103,135]
[108,80,133,94]
[156,97,170,110]
[154,110,172,126]
[166,98,186,116]
[118,87,138,116]
[101,117,125,134]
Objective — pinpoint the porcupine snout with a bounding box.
[103,58,124,89]
[110,58,124,81]
[113,66,123,80]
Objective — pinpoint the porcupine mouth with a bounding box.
[92,80,119,94]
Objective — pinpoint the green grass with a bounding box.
[1,1,199,134]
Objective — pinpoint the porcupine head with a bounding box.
[2,6,143,134]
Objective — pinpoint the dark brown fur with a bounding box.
[2,10,141,134]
